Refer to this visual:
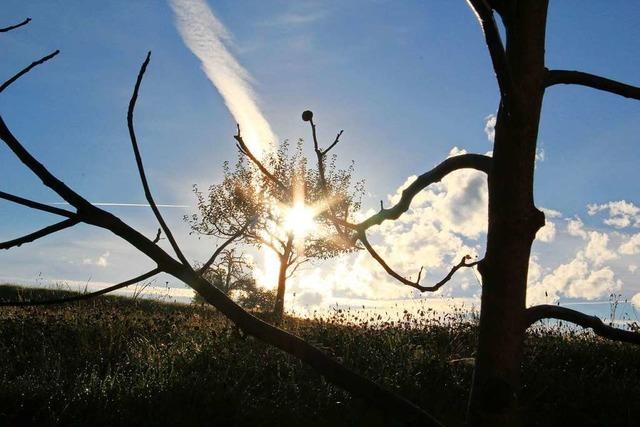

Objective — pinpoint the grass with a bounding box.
[0,284,638,426]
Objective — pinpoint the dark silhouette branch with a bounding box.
[323,130,343,155]
[545,69,640,100]
[358,230,479,292]
[0,50,60,94]
[0,17,31,33]
[305,112,348,237]
[0,268,160,306]
[127,52,191,268]
[525,305,640,346]
[0,56,442,424]
[152,228,162,243]
[466,0,512,101]
[234,125,288,194]
[355,154,492,230]
[0,191,76,218]
[0,217,79,250]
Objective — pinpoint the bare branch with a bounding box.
[545,69,640,101]
[0,50,60,94]
[306,113,348,236]
[0,191,75,218]
[0,17,31,33]
[421,255,480,292]
[234,125,288,193]
[525,305,640,346]
[356,154,492,230]
[358,230,478,292]
[152,228,162,243]
[1,217,79,250]
[323,130,344,155]
[466,0,512,101]
[127,52,191,268]
[0,268,160,307]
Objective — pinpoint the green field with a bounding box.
[0,285,638,426]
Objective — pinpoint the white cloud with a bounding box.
[587,200,640,229]
[583,231,617,266]
[170,0,276,156]
[536,220,556,243]
[484,114,496,143]
[82,251,110,268]
[566,216,588,239]
[541,208,562,219]
[619,232,640,255]
[629,264,638,274]
[632,293,640,309]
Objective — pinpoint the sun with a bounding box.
[283,201,317,238]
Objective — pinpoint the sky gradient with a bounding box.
[1,1,639,317]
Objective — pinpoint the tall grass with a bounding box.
[0,285,638,426]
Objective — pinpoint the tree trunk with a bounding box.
[273,234,294,320]
[467,2,549,425]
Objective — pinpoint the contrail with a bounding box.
[169,0,276,156]
[52,202,190,208]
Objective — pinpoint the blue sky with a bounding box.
[1,1,639,315]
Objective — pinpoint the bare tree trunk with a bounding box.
[467,2,549,425]
[273,234,294,320]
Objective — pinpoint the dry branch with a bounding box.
[466,0,512,101]
[525,304,640,346]
[0,217,79,250]
[0,191,75,218]
[359,230,479,293]
[545,69,640,100]
[0,17,31,33]
[127,51,191,268]
[0,50,60,94]
[234,125,288,194]
[355,154,492,230]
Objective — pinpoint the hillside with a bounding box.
[0,285,638,426]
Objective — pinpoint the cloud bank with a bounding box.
[170,0,276,155]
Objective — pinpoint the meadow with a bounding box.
[0,285,638,426]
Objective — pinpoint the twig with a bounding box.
[0,17,31,33]
[0,50,60,94]
[234,125,288,194]
[545,69,640,100]
[358,230,479,292]
[0,191,75,218]
[127,52,191,268]
[1,217,79,250]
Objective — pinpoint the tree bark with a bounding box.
[273,234,294,320]
[467,2,549,425]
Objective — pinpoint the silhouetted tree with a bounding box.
[188,139,363,320]
[192,248,275,311]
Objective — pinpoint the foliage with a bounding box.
[1,285,639,426]
[187,140,364,262]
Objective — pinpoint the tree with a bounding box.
[2,6,640,426]
[188,138,363,320]
[191,248,275,310]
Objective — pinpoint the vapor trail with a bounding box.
[169,0,276,156]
